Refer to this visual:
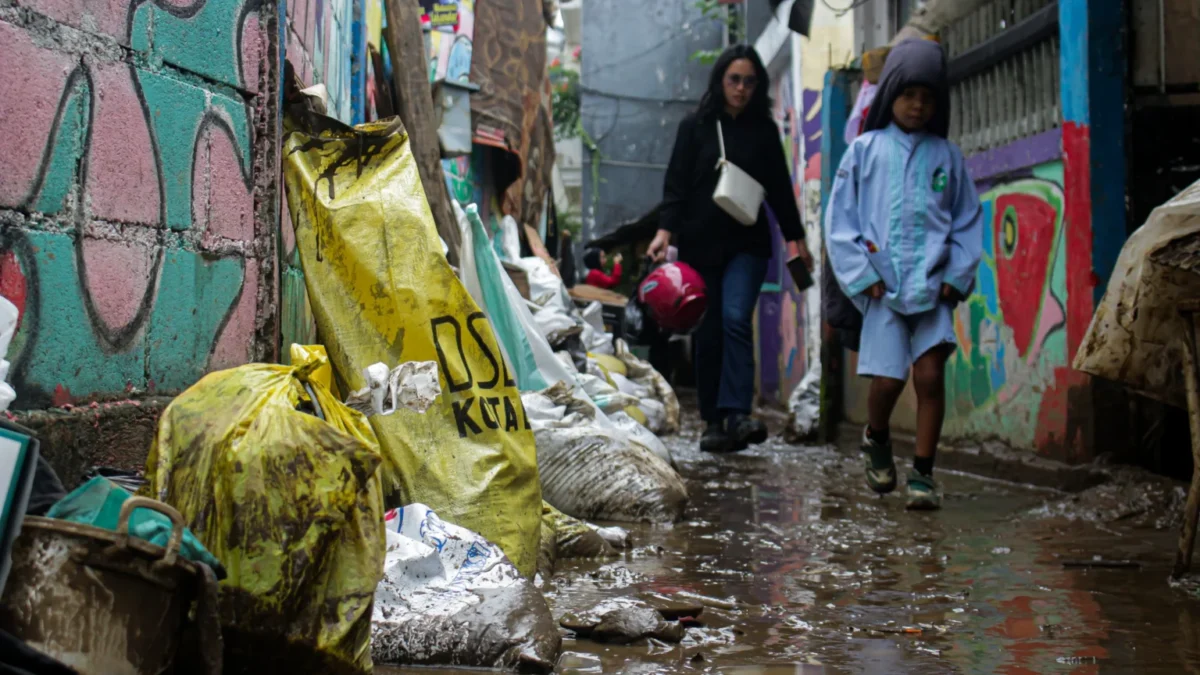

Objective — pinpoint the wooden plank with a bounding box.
[384,0,462,266]
[502,262,531,301]
[569,284,628,307]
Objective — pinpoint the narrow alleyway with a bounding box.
[391,403,1199,674]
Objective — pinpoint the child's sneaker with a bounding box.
[905,470,941,510]
[860,427,897,494]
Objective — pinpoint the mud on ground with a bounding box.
[387,406,1200,674]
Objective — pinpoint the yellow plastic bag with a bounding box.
[143,346,384,673]
[589,352,628,378]
[282,112,542,576]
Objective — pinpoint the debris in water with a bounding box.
[674,590,742,611]
[1061,557,1141,569]
[640,593,706,621]
[556,651,603,673]
[566,607,686,645]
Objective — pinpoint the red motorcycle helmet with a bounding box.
[637,262,708,333]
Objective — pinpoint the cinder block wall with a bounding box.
[0,1,280,482]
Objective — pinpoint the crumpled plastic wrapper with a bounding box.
[345,361,441,417]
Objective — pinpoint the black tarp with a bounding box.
[767,0,814,36]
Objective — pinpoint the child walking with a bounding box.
[824,39,983,510]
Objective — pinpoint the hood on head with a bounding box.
[863,38,951,138]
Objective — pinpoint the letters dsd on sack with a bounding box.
[431,312,532,439]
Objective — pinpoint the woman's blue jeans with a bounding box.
[693,253,768,424]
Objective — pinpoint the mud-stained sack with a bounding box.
[614,339,680,434]
[143,345,385,674]
[538,502,619,577]
[282,111,542,576]
[372,504,560,671]
[525,384,688,523]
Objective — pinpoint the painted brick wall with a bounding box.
[280,0,368,358]
[284,0,357,123]
[0,1,279,408]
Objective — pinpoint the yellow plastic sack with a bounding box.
[143,345,385,673]
[589,352,628,377]
[623,405,649,427]
[282,112,542,576]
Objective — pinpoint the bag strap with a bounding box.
[716,120,726,161]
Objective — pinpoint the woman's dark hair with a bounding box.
[583,248,603,270]
[697,45,772,121]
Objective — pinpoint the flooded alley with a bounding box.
[8,1,1200,673]
[528,414,1199,674]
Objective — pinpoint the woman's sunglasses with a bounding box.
[725,74,758,89]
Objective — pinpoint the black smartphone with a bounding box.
[786,255,814,292]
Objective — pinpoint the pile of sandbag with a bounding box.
[514,254,616,359]
[283,111,543,577]
[524,383,688,524]
[454,197,679,448]
[602,340,680,435]
[372,504,561,671]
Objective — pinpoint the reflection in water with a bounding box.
[382,413,1195,674]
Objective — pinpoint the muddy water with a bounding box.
[384,417,1200,674]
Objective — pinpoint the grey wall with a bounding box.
[580,0,724,244]
[854,0,897,54]
[746,0,774,45]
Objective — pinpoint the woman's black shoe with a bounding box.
[700,422,743,454]
[726,414,768,446]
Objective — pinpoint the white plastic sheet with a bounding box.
[498,215,522,263]
[456,202,578,393]
[787,363,821,440]
[609,410,671,465]
[0,296,17,412]
[1074,179,1200,408]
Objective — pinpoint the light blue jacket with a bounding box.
[824,123,983,316]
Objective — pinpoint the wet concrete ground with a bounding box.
[388,412,1200,674]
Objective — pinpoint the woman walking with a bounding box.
[647,45,813,454]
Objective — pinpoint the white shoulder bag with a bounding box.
[712,120,765,226]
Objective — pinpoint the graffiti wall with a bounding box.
[944,162,1073,452]
[285,0,356,123]
[0,1,277,409]
[755,6,851,405]
[759,68,820,404]
[842,156,1076,457]
[423,0,475,84]
[282,0,367,355]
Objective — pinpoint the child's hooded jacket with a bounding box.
[825,38,983,316]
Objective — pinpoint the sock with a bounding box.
[866,424,890,446]
[913,455,935,477]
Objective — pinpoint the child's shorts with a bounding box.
[857,300,957,380]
